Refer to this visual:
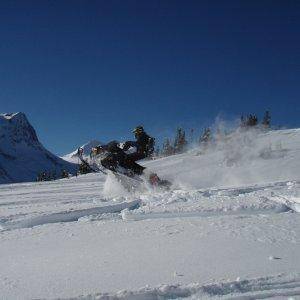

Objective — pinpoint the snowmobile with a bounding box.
[77,143,172,191]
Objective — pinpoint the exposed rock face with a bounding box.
[0,112,77,184]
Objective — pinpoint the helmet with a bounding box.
[132,126,144,134]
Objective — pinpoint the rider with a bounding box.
[123,126,154,159]
[93,126,155,176]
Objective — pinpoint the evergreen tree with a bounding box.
[61,169,69,179]
[162,138,174,156]
[78,163,91,175]
[40,172,46,181]
[174,128,180,150]
[45,172,51,181]
[174,128,187,153]
[36,172,42,182]
[200,128,211,144]
[241,114,259,128]
[51,171,57,180]
[262,110,271,128]
[190,128,194,143]
[246,114,258,127]
[240,115,246,127]
[154,146,160,157]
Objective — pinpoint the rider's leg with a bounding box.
[123,152,146,175]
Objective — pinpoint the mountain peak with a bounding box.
[1,111,23,117]
[0,112,76,184]
[0,112,39,146]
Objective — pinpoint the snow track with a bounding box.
[65,273,300,299]
[121,205,290,222]
[1,179,299,231]
[123,180,300,222]
[1,200,141,230]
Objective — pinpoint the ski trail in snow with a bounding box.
[0,200,141,230]
[121,205,291,222]
[60,273,300,299]
[1,179,298,231]
[118,180,299,222]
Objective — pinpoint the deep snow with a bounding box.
[0,128,300,299]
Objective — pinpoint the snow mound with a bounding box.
[0,112,77,184]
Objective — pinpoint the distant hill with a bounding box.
[61,140,101,163]
[0,112,77,184]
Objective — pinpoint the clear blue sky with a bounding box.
[1,0,300,155]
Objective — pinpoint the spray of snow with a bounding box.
[103,173,131,198]
[145,126,300,190]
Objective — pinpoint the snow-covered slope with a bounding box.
[62,140,101,163]
[0,112,77,184]
[144,127,300,189]
[0,127,300,299]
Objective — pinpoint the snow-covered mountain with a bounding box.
[0,112,77,184]
[62,140,101,163]
[1,127,300,299]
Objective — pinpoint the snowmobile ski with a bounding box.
[110,170,145,192]
[77,149,107,174]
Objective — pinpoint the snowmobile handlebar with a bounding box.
[91,146,105,156]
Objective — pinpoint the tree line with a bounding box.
[36,169,70,181]
[158,110,272,157]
